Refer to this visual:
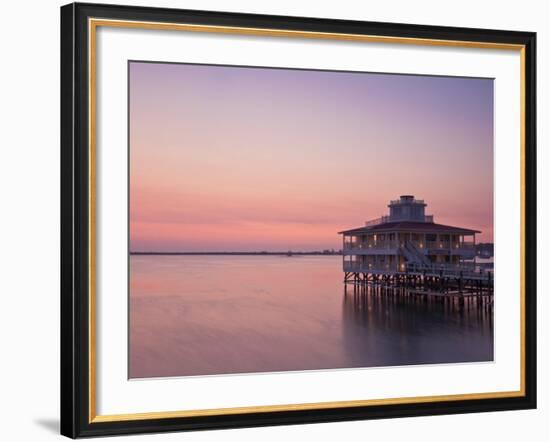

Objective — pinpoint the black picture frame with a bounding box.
[61,2,537,438]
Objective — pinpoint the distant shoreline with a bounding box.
[130,251,343,256]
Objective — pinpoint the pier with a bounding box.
[343,263,493,309]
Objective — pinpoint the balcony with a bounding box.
[364,216,390,227]
[363,214,434,226]
[343,261,493,279]
[343,262,400,273]
[405,262,493,279]
[426,241,475,250]
[425,242,475,259]
[344,240,476,260]
[343,241,400,254]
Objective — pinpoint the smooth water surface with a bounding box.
[129,255,493,378]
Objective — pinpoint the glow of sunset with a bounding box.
[129,62,493,252]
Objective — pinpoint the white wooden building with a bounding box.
[339,195,480,276]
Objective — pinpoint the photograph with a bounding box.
[54,1,537,438]
[128,61,495,379]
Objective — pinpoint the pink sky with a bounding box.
[129,62,494,251]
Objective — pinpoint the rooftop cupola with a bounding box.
[388,195,431,222]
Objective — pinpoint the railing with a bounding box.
[364,216,390,227]
[389,198,425,205]
[425,241,475,250]
[345,240,474,252]
[344,241,399,250]
[343,261,493,279]
[364,214,434,226]
[423,215,434,223]
[404,241,431,266]
[406,262,493,279]
[343,262,399,273]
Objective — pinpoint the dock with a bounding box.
[343,263,493,309]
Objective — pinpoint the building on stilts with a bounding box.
[339,195,493,298]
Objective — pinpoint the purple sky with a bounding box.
[129,62,494,251]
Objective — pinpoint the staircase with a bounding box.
[402,241,431,267]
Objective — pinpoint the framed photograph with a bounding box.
[60,2,536,438]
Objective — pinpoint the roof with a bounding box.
[338,221,480,235]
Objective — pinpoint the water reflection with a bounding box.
[129,255,493,378]
[341,285,493,367]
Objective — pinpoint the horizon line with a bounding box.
[129,242,494,256]
[130,250,342,255]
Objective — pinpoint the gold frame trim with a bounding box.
[88,18,527,424]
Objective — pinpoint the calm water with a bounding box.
[129,255,493,378]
